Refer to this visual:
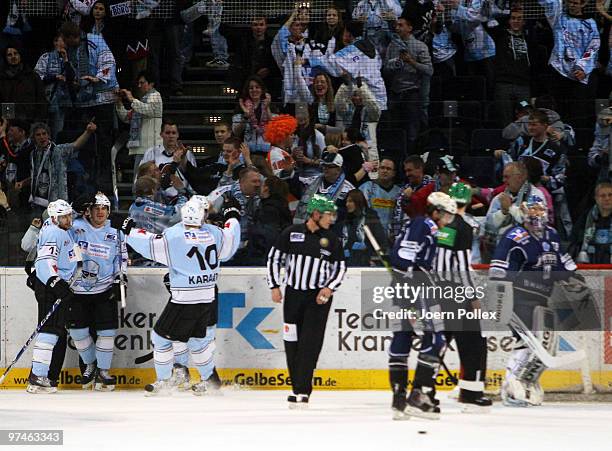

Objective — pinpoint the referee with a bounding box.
[441,182,491,411]
[267,195,347,408]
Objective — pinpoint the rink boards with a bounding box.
[1,267,611,391]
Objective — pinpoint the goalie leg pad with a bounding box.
[533,306,558,357]
[502,348,545,407]
[482,279,513,336]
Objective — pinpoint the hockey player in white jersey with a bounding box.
[123,194,241,395]
[27,200,81,393]
[68,192,127,391]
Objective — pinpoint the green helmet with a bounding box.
[307,194,338,215]
[449,182,471,205]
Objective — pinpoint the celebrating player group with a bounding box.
[5,184,592,419]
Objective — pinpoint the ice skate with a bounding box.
[144,379,172,397]
[26,374,57,394]
[287,394,309,409]
[81,362,98,390]
[406,388,441,420]
[170,364,191,391]
[94,369,116,392]
[458,389,492,413]
[190,379,221,396]
[391,383,409,421]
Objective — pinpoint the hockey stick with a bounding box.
[363,225,393,273]
[116,230,127,309]
[509,313,586,368]
[0,264,83,386]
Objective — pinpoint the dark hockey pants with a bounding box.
[283,287,332,396]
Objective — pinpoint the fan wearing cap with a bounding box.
[27,199,81,393]
[439,183,492,411]
[489,194,577,407]
[267,194,346,408]
[66,192,127,391]
[387,192,457,420]
[122,194,241,395]
[294,150,356,223]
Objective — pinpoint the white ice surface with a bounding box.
[0,390,611,451]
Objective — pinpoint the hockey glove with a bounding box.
[111,274,128,302]
[163,272,171,294]
[121,217,136,236]
[47,276,72,300]
[221,195,241,222]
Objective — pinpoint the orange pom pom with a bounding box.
[264,114,298,144]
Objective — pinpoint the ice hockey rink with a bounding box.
[1,389,611,451]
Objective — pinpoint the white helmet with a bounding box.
[47,199,73,218]
[427,192,457,215]
[181,200,206,227]
[92,192,111,209]
[190,195,210,213]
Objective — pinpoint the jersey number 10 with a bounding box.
[187,245,219,271]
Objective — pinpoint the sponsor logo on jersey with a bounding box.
[509,229,529,243]
[104,233,117,242]
[542,252,557,265]
[290,232,305,242]
[144,205,165,217]
[320,249,331,257]
[436,227,456,247]
[184,230,213,244]
[78,241,111,259]
[67,248,79,262]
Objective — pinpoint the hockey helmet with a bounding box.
[190,195,210,214]
[307,194,338,215]
[522,195,547,236]
[449,182,471,205]
[427,191,457,215]
[47,199,73,218]
[181,200,206,227]
[92,192,111,209]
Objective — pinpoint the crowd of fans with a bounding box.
[2,0,612,267]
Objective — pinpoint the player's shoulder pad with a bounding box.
[505,226,530,244]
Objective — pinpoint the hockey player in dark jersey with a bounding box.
[388,192,457,420]
[442,182,492,411]
[488,195,577,406]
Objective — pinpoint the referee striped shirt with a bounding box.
[434,215,476,288]
[267,224,347,291]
